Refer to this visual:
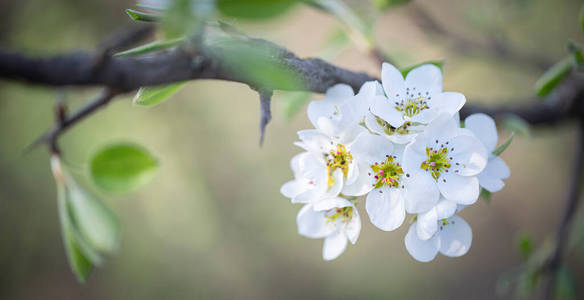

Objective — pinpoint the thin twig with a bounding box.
[542,116,584,299]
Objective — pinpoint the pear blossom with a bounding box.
[403,113,488,207]
[297,197,361,260]
[367,63,466,144]
[350,132,443,230]
[464,113,511,193]
[405,213,472,262]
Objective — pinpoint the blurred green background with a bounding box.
[1,0,584,299]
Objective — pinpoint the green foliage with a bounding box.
[503,115,530,137]
[372,0,410,11]
[493,133,514,156]
[208,38,304,90]
[516,234,534,261]
[133,82,187,107]
[125,8,160,22]
[555,265,577,300]
[567,40,584,68]
[400,60,444,77]
[534,56,573,97]
[480,188,491,204]
[161,0,209,38]
[580,4,584,34]
[90,143,159,194]
[307,0,373,45]
[114,38,184,57]
[57,183,93,282]
[218,0,297,20]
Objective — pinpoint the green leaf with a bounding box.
[580,4,584,34]
[281,92,312,120]
[555,265,577,300]
[209,38,304,90]
[133,82,186,107]
[567,40,584,68]
[114,38,184,57]
[217,0,297,20]
[400,60,444,77]
[90,143,159,194]
[372,0,410,11]
[480,188,491,204]
[503,115,530,137]
[126,9,161,22]
[161,0,208,38]
[307,0,373,45]
[493,132,514,156]
[516,234,534,261]
[67,184,120,253]
[57,183,93,283]
[534,56,573,97]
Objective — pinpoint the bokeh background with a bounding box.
[1,0,584,299]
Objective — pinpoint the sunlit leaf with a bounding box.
[126,8,161,22]
[90,143,159,194]
[57,183,93,283]
[67,184,120,253]
[133,82,187,107]
[400,60,444,77]
[217,0,297,20]
[493,133,514,156]
[114,38,184,57]
[534,56,573,97]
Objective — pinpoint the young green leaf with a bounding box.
[133,82,186,107]
[480,188,492,204]
[67,184,121,253]
[57,183,93,283]
[114,38,184,57]
[503,115,530,137]
[217,0,297,20]
[567,40,584,68]
[372,0,410,11]
[493,133,514,156]
[281,92,312,121]
[516,233,534,261]
[90,143,159,194]
[534,56,573,97]
[400,60,444,77]
[126,9,160,22]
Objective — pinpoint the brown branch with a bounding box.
[541,116,584,299]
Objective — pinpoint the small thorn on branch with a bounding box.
[258,89,273,146]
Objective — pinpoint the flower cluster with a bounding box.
[281,63,510,262]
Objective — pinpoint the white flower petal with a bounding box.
[449,134,488,176]
[478,156,510,192]
[297,204,335,239]
[403,171,440,213]
[342,163,376,196]
[439,216,472,257]
[371,96,405,128]
[416,207,438,240]
[350,132,394,165]
[405,222,440,262]
[281,180,303,199]
[435,198,458,219]
[345,208,361,244]
[381,62,406,98]
[437,173,480,205]
[323,230,348,261]
[325,83,354,98]
[402,139,427,175]
[409,107,440,124]
[313,196,353,211]
[405,64,442,95]
[365,186,406,231]
[464,113,498,151]
[322,169,344,199]
[433,92,466,116]
[297,129,333,153]
[364,111,387,136]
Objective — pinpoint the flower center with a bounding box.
[371,156,404,188]
[375,116,413,136]
[326,206,354,223]
[394,96,429,118]
[421,145,451,180]
[325,144,353,186]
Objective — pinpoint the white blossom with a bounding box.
[297,198,361,260]
[464,113,511,193]
[403,113,488,208]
